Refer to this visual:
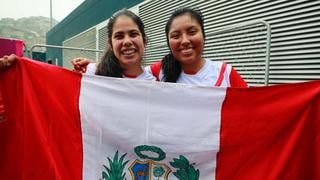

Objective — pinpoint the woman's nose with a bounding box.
[123,35,132,46]
[181,33,190,45]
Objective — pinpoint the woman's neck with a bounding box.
[181,58,205,75]
[122,66,144,78]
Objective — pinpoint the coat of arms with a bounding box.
[100,145,199,180]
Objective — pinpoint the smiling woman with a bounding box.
[0,9,156,82]
[146,7,247,88]
[110,15,145,73]
[74,9,155,81]
[167,13,205,74]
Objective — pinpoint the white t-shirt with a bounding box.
[177,60,231,87]
[85,63,155,81]
[145,59,234,87]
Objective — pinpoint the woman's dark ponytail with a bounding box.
[95,48,122,77]
[161,53,181,82]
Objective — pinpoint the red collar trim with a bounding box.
[123,73,138,78]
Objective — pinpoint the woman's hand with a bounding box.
[71,57,92,73]
[0,54,18,70]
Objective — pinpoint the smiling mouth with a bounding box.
[180,47,194,55]
[122,49,136,56]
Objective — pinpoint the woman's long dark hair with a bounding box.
[161,7,205,82]
[96,9,147,77]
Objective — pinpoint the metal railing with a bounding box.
[207,20,271,85]
[30,44,103,65]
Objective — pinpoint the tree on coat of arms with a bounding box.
[101,151,129,180]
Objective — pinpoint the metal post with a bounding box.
[50,0,53,28]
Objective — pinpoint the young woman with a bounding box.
[147,7,247,87]
[1,9,155,81]
[75,9,155,80]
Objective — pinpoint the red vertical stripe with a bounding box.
[217,81,320,179]
[0,58,83,179]
[214,63,227,87]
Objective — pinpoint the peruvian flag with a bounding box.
[0,58,319,180]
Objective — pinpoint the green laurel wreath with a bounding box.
[170,155,200,180]
[134,145,166,161]
[101,151,129,180]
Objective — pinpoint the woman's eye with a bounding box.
[189,30,197,35]
[114,34,123,39]
[130,32,139,37]
[170,34,180,39]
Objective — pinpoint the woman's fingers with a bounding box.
[71,57,92,73]
[0,54,17,70]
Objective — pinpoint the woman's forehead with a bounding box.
[170,14,201,31]
[113,15,140,33]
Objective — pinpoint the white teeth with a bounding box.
[181,48,193,54]
[122,49,135,55]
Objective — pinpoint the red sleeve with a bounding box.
[230,67,248,87]
[150,61,162,81]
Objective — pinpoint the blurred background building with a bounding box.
[45,0,320,86]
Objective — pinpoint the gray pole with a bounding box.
[50,0,53,28]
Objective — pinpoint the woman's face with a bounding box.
[111,15,145,69]
[168,14,204,67]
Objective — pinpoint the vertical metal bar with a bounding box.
[50,0,53,28]
[259,21,271,86]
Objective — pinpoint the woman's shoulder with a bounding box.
[201,59,226,74]
[85,63,97,75]
[205,59,225,67]
[138,68,157,81]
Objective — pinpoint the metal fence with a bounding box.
[30,44,103,69]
